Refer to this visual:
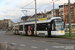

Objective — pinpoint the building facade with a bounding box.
[55,9,59,17]
[64,3,75,24]
[46,9,58,18]
[0,19,13,30]
[59,5,64,20]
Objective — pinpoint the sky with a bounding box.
[0,0,75,22]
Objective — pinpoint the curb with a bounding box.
[57,37,75,40]
[62,37,75,40]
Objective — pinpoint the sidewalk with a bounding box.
[0,42,20,50]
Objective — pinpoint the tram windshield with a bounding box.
[54,19,64,31]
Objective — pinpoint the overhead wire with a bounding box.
[22,0,34,8]
[38,0,60,9]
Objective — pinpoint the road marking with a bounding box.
[20,44,26,46]
[11,43,16,45]
[31,46,38,48]
[32,40,36,41]
[45,49,49,50]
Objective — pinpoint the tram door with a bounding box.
[28,26,31,35]
[48,24,51,36]
[31,25,34,36]
[28,25,34,36]
[25,25,28,35]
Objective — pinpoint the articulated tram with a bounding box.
[13,17,65,36]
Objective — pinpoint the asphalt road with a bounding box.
[0,30,75,50]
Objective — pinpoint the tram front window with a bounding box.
[55,21,64,31]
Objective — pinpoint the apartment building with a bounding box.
[21,16,31,21]
[0,19,13,30]
[27,13,47,21]
[46,9,58,18]
[59,5,64,20]
[55,9,59,17]
[64,3,75,24]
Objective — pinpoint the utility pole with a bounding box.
[23,19,25,35]
[68,0,72,36]
[14,23,16,34]
[52,0,60,17]
[22,10,26,35]
[35,0,37,35]
[53,1,54,17]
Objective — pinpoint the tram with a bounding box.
[13,17,65,36]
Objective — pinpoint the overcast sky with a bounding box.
[0,0,75,22]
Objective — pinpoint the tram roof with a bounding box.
[14,17,61,26]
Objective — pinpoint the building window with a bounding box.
[5,19,8,21]
[71,15,73,18]
[71,6,74,9]
[71,11,73,14]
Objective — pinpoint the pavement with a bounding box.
[0,42,20,50]
[0,30,75,50]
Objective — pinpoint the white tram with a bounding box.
[13,17,65,36]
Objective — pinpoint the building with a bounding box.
[45,9,59,18]
[27,13,46,21]
[21,16,31,21]
[55,9,59,17]
[59,5,64,20]
[0,20,2,29]
[0,19,13,30]
[45,11,52,17]
[64,3,75,24]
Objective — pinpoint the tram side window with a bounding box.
[37,23,47,31]
[31,25,34,30]
[19,25,23,31]
[37,24,41,30]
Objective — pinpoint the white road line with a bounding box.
[31,46,38,48]
[45,49,49,50]
[11,43,16,45]
[20,44,26,46]
[32,40,36,41]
